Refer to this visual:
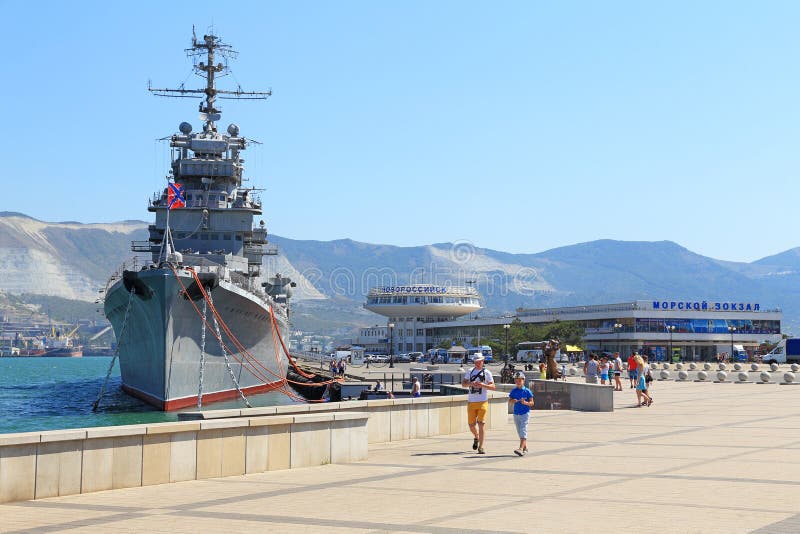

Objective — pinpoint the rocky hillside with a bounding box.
[1,212,797,333]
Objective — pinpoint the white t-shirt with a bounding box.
[464,367,493,402]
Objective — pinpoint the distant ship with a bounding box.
[43,325,83,357]
[103,31,314,410]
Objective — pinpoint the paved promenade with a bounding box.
[1,381,798,533]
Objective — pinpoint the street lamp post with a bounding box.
[667,325,676,362]
[503,324,510,364]
[614,323,623,355]
[728,326,736,362]
[388,322,395,368]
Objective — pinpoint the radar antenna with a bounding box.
[148,30,271,129]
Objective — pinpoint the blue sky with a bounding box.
[2,1,798,262]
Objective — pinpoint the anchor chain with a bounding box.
[92,288,135,411]
[197,298,207,408]
[209,294,252,408]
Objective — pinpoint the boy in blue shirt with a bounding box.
[508,371,534,456]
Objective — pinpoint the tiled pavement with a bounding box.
[1,381,798,533]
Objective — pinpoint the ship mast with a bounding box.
[148,28,272,129]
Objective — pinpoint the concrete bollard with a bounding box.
[737,372,749,382]
[678,370,688,381]
[675,362,683,370]
[697,370,708,381]
[660,370,670,380]
[733,363,743,371]
[703,363,712,371]
[784,372,796,383]
[663,363,671,370]
[770,363,779,372]
[689,363,697,370]
[718,363,727,371]
[791,364,799,372]
[716,371,728,382]
[569,367,579,376]
[750,363,759,372]
[760,372,771,383]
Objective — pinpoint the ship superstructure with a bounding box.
[103,31,297,410]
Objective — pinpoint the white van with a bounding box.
[761,339,800,364]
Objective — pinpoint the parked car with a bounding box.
[393,353,411,363]
[408,351,424,362]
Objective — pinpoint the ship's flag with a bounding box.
[167,182,186,209]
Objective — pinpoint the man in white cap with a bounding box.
[462,353,495,454]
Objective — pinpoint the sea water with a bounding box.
[0,357,296,434]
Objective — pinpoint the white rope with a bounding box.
[208,293,252,408]
[92,288,135,411]
[197,298,207,408]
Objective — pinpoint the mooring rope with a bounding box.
[92,288,135,411]
[197,298,207,408]
[209,293,252,408]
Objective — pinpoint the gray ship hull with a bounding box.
[104,267,290,410]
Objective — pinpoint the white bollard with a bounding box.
[737,372,749,382]
[760,372,771,383]
[733,363,743,371]
[663,362,671,370]
[703,363,712,371]
[675,362,684,370]
[697,370,708,381]
[784,372,796,383]
[718,363,727,371]
[770,363,779,372]
[660,370,670,380]
[689,363,697,370]
[750,363,759,372]
[569,367,578,376]
[716,371,728,382]
[791,364,799,372]
[678,370,688,381]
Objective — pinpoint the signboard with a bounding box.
[652,301,760,312]
[379,286,449,294]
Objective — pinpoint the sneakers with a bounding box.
[514,448,523,456]
[477,447,485,454]
[472,438,479,450]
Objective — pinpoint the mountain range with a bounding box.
[1,212,798,335]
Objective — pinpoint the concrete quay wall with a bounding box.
[0,393,508,504]
[180,393,509,444]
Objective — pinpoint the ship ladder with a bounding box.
[92,288,135,411]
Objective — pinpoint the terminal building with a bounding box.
[359,294,783,361]
[361,285,481,354]
[427,299,782,361]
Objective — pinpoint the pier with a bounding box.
[1,380,799,532]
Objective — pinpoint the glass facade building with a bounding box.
[426,300,783,362]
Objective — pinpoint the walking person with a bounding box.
[508,371,534,456]
[411,376,421,398]
[627,352,638,389]
[462,354,495,454]
[634,353,652,407]
[613,352,623,391]
[584,353,599,384]
[599,356,610,385]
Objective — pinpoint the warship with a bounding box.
[103,31,314,410]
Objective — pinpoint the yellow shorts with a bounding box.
[467,401,489,425]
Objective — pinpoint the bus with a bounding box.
[515,341,562,363]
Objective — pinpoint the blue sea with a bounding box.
[0,357,295,434]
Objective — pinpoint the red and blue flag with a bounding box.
[167,182,186,209]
